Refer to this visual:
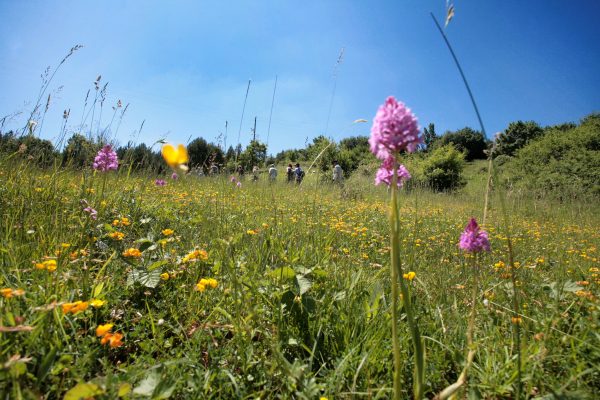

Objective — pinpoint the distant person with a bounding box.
[236,165,244,179]
[286,163,294,183]
[294,163,305,184]
[252,165,259,182]
[268,164,278,182]
[209,163,219,176]
[332,160,344,185]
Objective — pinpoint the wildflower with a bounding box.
[236,181,242,188]
[171,172,178,180]
[90,299,106,308]
[369,96,421,160]
[155,179,166,186]
[247,229,258,235]
[403,271,416,281]
[62,301,89,314]
[35,259,57,272]
[374,156,411,187]
[83,206,98,220]
[108,231,125,240]
[230,175,237,183]
[100,332,124,348]
[93,145,119,172]
[195,282,206,292]
[182,249,208,263]
[458,218,491,253]
[96,323,113,336]
[511,316,522,325]
[122,248,142,258]
[160,272,170,281]
[162,229,174,236]
[161,143,189,171]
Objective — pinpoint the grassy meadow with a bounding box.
[1,157,599,399]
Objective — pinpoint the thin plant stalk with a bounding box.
[431,12,522,398]
[390,160,425,400]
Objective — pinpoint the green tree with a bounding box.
[423,123,438,150]
[238,140,267,170]
[62,134,98,168]
[494,121,543,157]
[434,127,488,161]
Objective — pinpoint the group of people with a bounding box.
[208,161,344,185]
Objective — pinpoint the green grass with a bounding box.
[1,157,599,399]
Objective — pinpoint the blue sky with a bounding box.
[1,0,599,154]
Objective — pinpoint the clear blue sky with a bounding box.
[1,0,598,154]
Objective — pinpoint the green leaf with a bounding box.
[295,274,312,295]
[269,266,295,280]
[92,282,104,298]
[64,382,104,400]
[127,269,162,288]
[118,383,132,397]
[133,371,160,397]
[148,260,169,272]
[37,347,58,381]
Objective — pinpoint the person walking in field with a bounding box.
[294,163,305,184]
[332,160,344,186]
[268,164,278,182]
[286,163,294,183]
[252,165,259,182]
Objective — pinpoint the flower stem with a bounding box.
[390,162,425,400]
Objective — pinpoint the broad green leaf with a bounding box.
[295,275,312,295]
[64,382,104,400]
[269,266,295,280]
[133,371,160,397]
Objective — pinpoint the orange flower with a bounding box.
[62,301,89,314]
[96,323,113,337]
[122,248,142,258]
[100,332,124,347]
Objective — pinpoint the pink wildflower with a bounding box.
[93,145,119,172]
[83,206,97,220]
[369,96,421,159]
[171,172,178,180]
[230,176,237,183]
[375,156,411,187]
[236,181,242,188]
[154,179,166,186]
[459,218,491,253]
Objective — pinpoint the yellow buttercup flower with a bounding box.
[96,323,114,336]
[109,231,125,240]
[160,272,170,280]
[122,248,142,258]
[403,271,416,281]
[162,229,174,236]
[161,143,189,171]
[90,299,106,308]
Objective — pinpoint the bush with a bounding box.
[433,127,488,161]
[494,121,544,157]
[505,115,600,199]
[421,145,465,191]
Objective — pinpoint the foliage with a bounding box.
[238,140,267,170]
[62,133,100,168]
[0,154,599,399]
[505,114,600,198]
[421,144,466,191]
[433,127,488,161]
[116,143,164,173]
[494,120,544,157]
[422,123,438,150]
[0,131,57,167]
[187,137,224,172]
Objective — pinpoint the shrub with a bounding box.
[505,115,600,199]
[421,144,465,191]
[434,127,488,161]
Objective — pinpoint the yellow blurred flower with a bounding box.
[161,143,189,171]
[182,249,208,263]
[90,299,106,308]
[96,323,113,337]
[162,229,174,236]
[122,248,142,258]
[62,301,89,314]
[403,271,416,281]
[109,231,125,240]
[160,272,170,281]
